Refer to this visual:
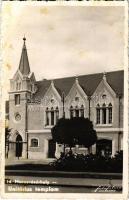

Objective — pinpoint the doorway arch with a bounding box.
[15,134,23,158]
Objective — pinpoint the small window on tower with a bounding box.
[15,94,20,105]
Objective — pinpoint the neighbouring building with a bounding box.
[6,38,124,160]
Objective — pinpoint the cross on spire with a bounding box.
[23,36,26,45]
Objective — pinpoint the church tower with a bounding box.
[8,38,36,159]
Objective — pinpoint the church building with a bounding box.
[7,38,124,160]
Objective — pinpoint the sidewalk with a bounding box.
[5,158,55,166]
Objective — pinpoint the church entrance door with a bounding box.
[48,139,56,158]
[15,134,23,159]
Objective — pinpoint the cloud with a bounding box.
[2,4,125,81]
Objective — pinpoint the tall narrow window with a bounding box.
[51,107,54,125]
[19,82,21,90]
[102,103,106,124]
[46,107,49,126]
[108,103,112,124]
[96,104,100,124]
[15,94,20,105]
[55,107,59,123]
[75,106,79,117]
[70,106,74,118]
[80,105,84,117]
[16,82,21,91]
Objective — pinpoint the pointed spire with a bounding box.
[103,71,107,81]
[51,80,54,86]
[75,75,79,84]
[19,37,30,76]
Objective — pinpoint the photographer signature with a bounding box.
[94,184,122,193]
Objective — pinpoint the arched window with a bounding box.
[45,106,60,126]
[51,107,54,125]
[69,105,84,118]
[102,103,106,124]
[15,134,23,157]
[46,107,49,126]
[30,138,39,147]
[96,104,100,124]
[96,103,113,125]
[16,81,21,91]
[108,103,112,124]
[55,107,59,123]
[75,106,79,117]
[70,106,74,118]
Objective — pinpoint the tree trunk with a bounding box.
[88,147,90,155]
[69,146,73,153]
[63,144,65,154]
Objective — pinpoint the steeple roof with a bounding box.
[19,37,30,76]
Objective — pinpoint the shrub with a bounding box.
[50,151,123,173]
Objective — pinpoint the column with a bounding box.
[48,111,51,126]
[22,142,27,159]
[100,108,102,124]
[112,136,118,157]
[112,139,115,156]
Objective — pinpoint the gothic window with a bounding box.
[102,103,106,124]
[16,81,21,91]
[96,103,113,125]
[70,106,74,118]
[51,107,54,125]
[46,107,49,126]
[80,105,84,117]
[69,105,84,118]
[55,107,59,123]
[45,106,59,126]
[15,94,20,105]
[75,106,79,117]
[30,138,39,147]
[96,104,100,124]
[108,103,112,124]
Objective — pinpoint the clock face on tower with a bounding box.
[15,113,21,121]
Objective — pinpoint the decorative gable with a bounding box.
[10,70,23,92]
[65,78,87,107]
[92,75,116,107]
[42,81,61,108]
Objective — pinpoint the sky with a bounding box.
[2,3,125,82]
